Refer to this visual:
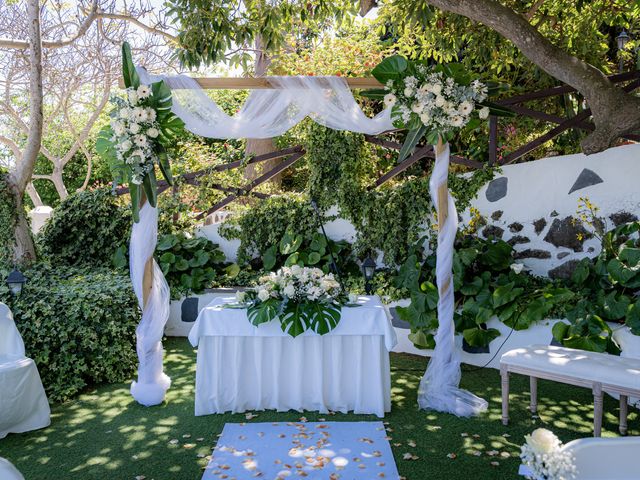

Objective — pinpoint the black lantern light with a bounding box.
[361,256,377,295]
[6,268,26,297]
[617,30,631,73]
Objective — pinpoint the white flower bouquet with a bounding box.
[519,429,576,480]
[244,265,352,337]
[96,42,184,222]
[364,55,512,161]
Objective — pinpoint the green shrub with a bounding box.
[0,174,17,268]
[39,188,131,266]
[1,264,139,402]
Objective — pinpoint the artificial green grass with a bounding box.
[0,337,636,480]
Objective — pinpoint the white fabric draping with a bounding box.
[417,143,488,416]
[129,203,171,406]
[136,69,394,139]
[0,303,50,439]
[190,296,395,417]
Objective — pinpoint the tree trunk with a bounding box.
[244,36,279,182]
[51,164,69,200]
[6,0,43,265]
[26,182,43,207]
[421,0,640,154]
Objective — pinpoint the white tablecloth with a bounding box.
[189,295,397,417]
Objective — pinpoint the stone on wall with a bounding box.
[508,235,530,246]
[610,211,638,226]
[485,177,508,202]
[548,259,581,280]
[543,216,589,252]
[533,218,547,235]
[568,168,604,194]
[508,222,523,233]
[491,210,503,220]
[557,252,570,259]
[482,225,504,239]
[514,249,552,259]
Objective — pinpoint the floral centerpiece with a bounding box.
[519,428,576,480]
[364,55,512,160]
[96,42,184,222]
[238,265,355,337]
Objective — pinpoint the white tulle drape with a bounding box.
[128,69,483,414]
[129,202,171,406]
[417,142,488,417]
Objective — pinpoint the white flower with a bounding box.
[131,149,144,159]
[459,101,474,115]
[128,90,138,105]
[146,108,157,122]
[131,175,143,185]
[132,107,147,122]
[510,263,524,274]
[283,285,296,297]
[258,289,270,302]
[137,84,151,99]
[411,103,423,114]
[147,127,159,138]
[435,95,445,107]
[450,115,465,127]
[419,112,431,124]
[479,106,490,119]
[383,93,397,107]
[119,140,132,152]
[418,83,432,94]
[119,108,130,119]
[431,83,442,95]
[129,123,141,134]
[527,428,560,455]
[235,291,246,303]
[403,87,414,97]
[134,134,147,147]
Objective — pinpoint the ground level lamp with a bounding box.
[361,256,377,295]
[6,267,27,297]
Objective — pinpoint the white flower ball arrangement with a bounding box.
[256,265,342,304]
[520,428,576,480]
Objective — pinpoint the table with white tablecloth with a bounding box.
[188,295,397,417]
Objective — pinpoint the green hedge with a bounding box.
[1,264,140,402]
[38,188,131,267]
[0,174,17,268]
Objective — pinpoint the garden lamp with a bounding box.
[617,30,631,73]
[6,267,26,297]
[361,256,377,295]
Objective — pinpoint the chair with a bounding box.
[0,302,50,439]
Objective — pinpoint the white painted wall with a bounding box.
[28,206,53,234]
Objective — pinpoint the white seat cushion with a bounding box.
[501,345,640,392]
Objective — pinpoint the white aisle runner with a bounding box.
[203,421,400,480]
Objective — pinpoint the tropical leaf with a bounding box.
[281,301,309,337]
[359,88,388,100]
[306,302,341,335]
[463,326,500,347]
[121,42,140,89]
[142,168,158,208]
[248,298,280,327]
[397,125,427,163]
[129,182,141,223]
[371,55,408,83]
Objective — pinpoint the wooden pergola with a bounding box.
[119,76,383,89]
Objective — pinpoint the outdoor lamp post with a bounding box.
[6,267,27,297]
[617,30,631,73]
[362,256,377,295]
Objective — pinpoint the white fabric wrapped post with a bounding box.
[129,202,171,406]
[0,302,50,438]
[417,140,488,417]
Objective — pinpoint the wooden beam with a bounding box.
[119,76,383,90]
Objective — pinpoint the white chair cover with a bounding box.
[0,302,50,439]
[0,458,24,480]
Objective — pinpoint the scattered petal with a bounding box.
[169,439,179,445]
[447,453,457,459]
[407,440,416,448]
[490,461,500,467]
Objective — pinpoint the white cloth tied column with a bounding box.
[417,142,488,417]
[129,203,171,406]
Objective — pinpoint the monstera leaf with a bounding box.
[248,298,280,327]
[306,302,341,335]
[281,301,309,337]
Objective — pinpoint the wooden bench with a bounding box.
[500,345,640,437]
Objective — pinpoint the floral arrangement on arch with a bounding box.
[236,265,355,337]
[96,42,184,222]
[364,55,512,161]
[519,428,576,480]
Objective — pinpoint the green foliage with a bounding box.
[396,236,574,349]
[156,233,228,298]
[0,174,17,267]
[39,189,131,267]
[0,264,139,402]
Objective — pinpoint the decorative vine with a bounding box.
[0,174,18,268]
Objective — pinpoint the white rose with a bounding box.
[290,265,302,275]
[119,108,130,119]
[431,83,442,95]
[129,123,140,134]
[137,84,151,99]
[403,87,414,97]
[258,289,270,302]
[127,90,138,105]
[418,83,431,94]
[147,127,159,138]
[283,284,296,297]
[119,140,132,152]
[527,428,560,455]
[435,95,445,107]
[235,291,246,303]
[479,106,490,119]
[146,108,157,122]
[411,103,423,113]
[510,263,524,274]
[383,93,397,107]
[131,149,144,159]
[419,112,431,124]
